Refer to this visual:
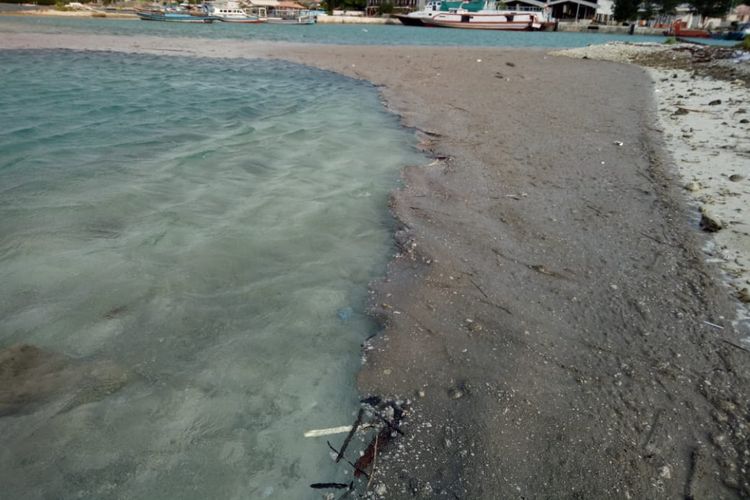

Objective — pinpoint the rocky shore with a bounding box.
[1,34,749,498]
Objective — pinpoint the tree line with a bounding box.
[613,0,733,21]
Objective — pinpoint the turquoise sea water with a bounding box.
[0,14,680,47]
[0,50,422,499]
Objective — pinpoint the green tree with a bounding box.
[688,0,731,18]
[378,1,393,14]
[658,0,680,14]
[613,0,639,21]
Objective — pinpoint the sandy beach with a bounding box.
[2,32,749,498]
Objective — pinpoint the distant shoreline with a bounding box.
[0,9,137,18]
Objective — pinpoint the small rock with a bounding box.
[729,174,743,182]
[448,386,465,399]
[417,388,426,398]
[467,321,483,332]
[673,107,690,116]
[700,209,724,233]
[374,483,387,496]
[685,181,701,192]
[506,61,516,67]
[740,118,749,124]
[738,288,750,303]
[659,465,672,479]
[708,99,722,106]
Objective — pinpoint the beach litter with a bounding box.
[308,397,408,496]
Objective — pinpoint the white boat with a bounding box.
[399,0,553,30]
[266,1,316,24]
[266,9,316,24]
[207,0,267,23]
[395,0,445,26]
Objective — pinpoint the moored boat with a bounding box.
[266,1,316,24]
[399,0,552,30]
[136,4,214,22]
[709,22,750,40]
[395,0,444,26]
[266,11,316,24]
[206,0,267,23]
[663,20,711,38]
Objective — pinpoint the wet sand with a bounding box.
[2,33,749,498]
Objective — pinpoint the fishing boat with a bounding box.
[663,20,711,38]
[710,22,750,40]
[136,4,214,22]
[400,0,552,30]
[206,0,267,23]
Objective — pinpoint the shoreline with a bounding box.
[554,42,750,338]
[1,33,749,498]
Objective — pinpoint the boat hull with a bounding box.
[214,17,265,23]
[663,22,711,38]
[423,19,539,29]
[266,18,316,24]
[396,14,427,26]
[421,12,544,30]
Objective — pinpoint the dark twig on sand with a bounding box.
[327,441,370,479]
[336,408,364,463]
[719,338,750,354]
[310,482,351,489]
[366,433,380,491]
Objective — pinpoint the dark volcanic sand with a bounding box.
[2,34,749,498]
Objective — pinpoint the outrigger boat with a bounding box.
[398,0,552,30]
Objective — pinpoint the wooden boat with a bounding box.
[663,20,711,38]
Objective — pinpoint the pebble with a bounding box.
[685,181,701,192]
[374,483,387,496]
[738,288,750,303]
[448,386,465,399]
[729,174,744,182]
[700,209,724,233]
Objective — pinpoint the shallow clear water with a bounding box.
[0,50,422,499]
[0,14,683,47]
